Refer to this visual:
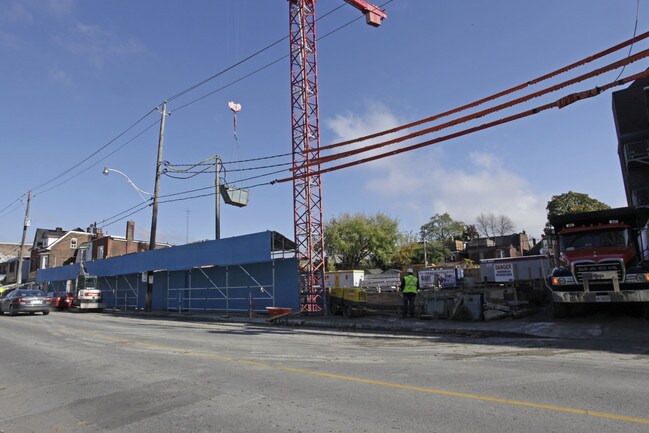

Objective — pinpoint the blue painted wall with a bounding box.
[36,231,299,313]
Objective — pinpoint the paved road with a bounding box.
[1,312,648,433]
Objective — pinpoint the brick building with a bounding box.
[465,232,530,262]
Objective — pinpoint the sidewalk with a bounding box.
[107,309,649,343]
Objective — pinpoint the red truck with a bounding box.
[547,206,649,318]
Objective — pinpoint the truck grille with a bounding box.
[573,261,624,283]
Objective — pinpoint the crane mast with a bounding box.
[288,0,385,313]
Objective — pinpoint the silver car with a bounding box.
[0,289,51,316]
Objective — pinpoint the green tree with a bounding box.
[324,212,399,270]
[392,231,419,269]
[462,224,480,240]
[546,191,611,218]
[420,213,465,242]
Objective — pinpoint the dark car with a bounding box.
[0,289,51,316]
[46,292,74,310]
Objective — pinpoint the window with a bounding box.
[70,238,77,249]
[41,255,50,269]
[97,246,104,260]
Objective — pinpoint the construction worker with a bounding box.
[400,268,419,318]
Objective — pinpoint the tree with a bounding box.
[495,214,515,236]
[462,224,480,241]
[419,213,464,242]
[324,212,399,270]
[546,191,611,218]
[476,213,516,237]
[392,231,419,269]
[476,213,496,238]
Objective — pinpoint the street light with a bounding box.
[102,166,152,206]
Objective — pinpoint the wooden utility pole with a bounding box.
[145,102,167,312]
[16,191,31,285]
[215,155,221,240]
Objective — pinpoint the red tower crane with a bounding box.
[288,0,386,312]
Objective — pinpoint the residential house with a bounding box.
[465,232,530,262]
[76,220,168,262]
[29,227,94,279]
[0,242,31,284]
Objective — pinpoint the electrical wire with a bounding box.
[100,202,152,229]
[275,69,649,183]
[29,108,158,194]
[97,201,151,227]
[310,46,649,167]
[170,0,393,114]
[320,28,649,152]
[33,119,161,198]
[614,0,641,82]
[0,195,25,217]
[165,2,350,104]
[0,202,25,222]
[157,185,215,199]
[164,160,292,174]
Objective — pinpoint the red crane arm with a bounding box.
[343,0,387,26]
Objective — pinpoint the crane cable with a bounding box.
[275,69,649,183]
[320,29,649,153]
[309,46,649,167]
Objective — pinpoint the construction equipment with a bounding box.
[72,263,104,312]
[288,0,386,313]
[328,287,367,318]
[546,206,649,318]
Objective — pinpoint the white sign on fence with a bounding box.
[494,263,514,282]
[419,269,457,288]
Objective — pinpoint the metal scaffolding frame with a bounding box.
[165,262,277,314]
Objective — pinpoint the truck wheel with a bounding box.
[343,304,354,318]
[552,302,570,318]
[328,301,338,315]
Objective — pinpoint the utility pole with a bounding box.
[16,191,31,285]
[185,209,190,244]
[423,239,428,267]
[145,101,167,312]
[215,155,221,240]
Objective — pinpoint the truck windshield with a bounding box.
[77,275,98,289]
[560,228,629,251]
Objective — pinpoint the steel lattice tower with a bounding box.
[288,0,386,313]
[289,0,325,312]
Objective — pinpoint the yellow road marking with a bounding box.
[10,320,649,426]
[90,330,649,426]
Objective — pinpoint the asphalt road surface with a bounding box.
[1,312,648,433]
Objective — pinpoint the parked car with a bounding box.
[0,289,51,316]
[46,292,74,310]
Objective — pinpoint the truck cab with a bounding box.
[547,207,649,317]
[73,267,104,312]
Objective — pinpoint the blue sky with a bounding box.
[1,0,647,247]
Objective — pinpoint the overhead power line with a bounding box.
[170,0,394,113]
[320,28,649,153]
[33,119,161,198]
[310,46,649,167]
[30,108,158,195]
[275,70,649,183]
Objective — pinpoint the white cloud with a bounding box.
[54,23,145,69]
[6,2,33,24]
[50,68,74,87]
[47,0,74,15]
[325,102,407,167]
[325,103,548,239]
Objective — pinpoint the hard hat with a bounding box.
[407,268,413,273]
